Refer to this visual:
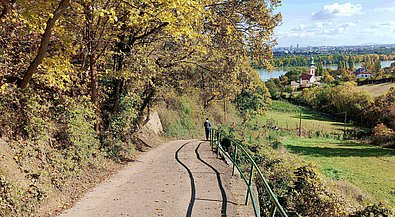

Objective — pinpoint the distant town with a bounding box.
[274,44,395,56]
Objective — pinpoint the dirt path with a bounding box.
[60,140,252,217]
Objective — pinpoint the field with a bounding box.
[358,82,395,97]
[283,137,395,207]
[264,100,395,207]
[259,100,353,135]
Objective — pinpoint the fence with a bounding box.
[209,128,288,217]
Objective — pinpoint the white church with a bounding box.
[298,57,320,87]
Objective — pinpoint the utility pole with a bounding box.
[299,112,302,137]
[343,111,347,139]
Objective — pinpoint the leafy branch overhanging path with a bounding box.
[60,140,249,217]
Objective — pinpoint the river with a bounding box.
[257,60,395,81]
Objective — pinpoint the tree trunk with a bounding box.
[111,46,125,115]
[89,52,101,134]
[17,0,70,89]
[111,79,124,114]
[136,86,155,129]
[85,3,101,134]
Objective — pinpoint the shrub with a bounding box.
[66,100,101,164]
[371,123,395,147]
[257,160,345,216]
[350,203,392,217]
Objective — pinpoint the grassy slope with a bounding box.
[156,92,241,139]
[259,100,350,135]
[268,100,395,207]
[358,83,395,97]
[283,137,395,207]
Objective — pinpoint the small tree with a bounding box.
[235,86,271,124]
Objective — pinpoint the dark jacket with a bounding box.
[204,121,211,129]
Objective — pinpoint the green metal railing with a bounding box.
[209,128,288,217]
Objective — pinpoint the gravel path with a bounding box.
[60,140,250,217]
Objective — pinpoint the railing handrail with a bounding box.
[210,128,288,217]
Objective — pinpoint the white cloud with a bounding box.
[370,21,395,29]
[312,2,363,20]
[313,22,334,28]
[340,22,356,28]
[292,24,306,31]
[278,21,357,41]
[284,31,316,38]
[373,7,395,12]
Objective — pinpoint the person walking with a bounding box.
[203,118,211,141]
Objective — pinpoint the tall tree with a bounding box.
[17,0,71,88]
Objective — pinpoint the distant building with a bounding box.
[307,57,315,76]
[353,68,372,78]
[299,57,320,87]
[300,74,316,83]
[290,81,300,89]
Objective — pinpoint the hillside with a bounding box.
[358,83,395,97]
[265,101,395,207]
[284,137,395,207]
[0,1,278,216]
[260,100,356,135]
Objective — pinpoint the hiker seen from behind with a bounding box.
[204,118,211,141]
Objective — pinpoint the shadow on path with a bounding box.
[195,142,228,217]
[175,142,195,217]
[196,198,238,206]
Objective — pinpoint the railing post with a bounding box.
[216,131,220,158]
[210,129,213,150]
[232,143,237,176]
[245,163,254,205]
[212,129,214,150]
[270,206,277,217]
[208,128,288,217]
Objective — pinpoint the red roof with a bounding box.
[300,74,313,81]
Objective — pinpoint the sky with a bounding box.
[274,0,395,47]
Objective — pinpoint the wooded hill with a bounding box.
[0,0,280,215]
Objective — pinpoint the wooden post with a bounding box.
[343,112,347,139]
[299,112,302,137]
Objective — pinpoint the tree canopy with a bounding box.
[0,0,281,135]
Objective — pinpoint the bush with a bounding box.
[350,203,392,217]
[371,123,395,147]
[257,159,345,216]
[66,100,100,164]
[0,89,114,215]
[293,83,373,125]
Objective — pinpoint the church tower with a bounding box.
[308,57,315,76]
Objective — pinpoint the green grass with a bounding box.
[358,83,395,97]
[262,100,395,207]
[283,137,395,207]
[261,100,353,135]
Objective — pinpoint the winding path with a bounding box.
[60,140,247,217]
